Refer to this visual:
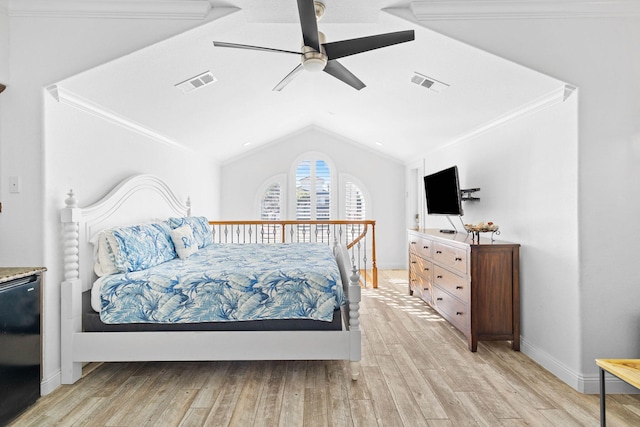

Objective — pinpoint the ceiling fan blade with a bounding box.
[273,64,305,91]
[297,0,320,51]
[324,60,366,91]
[323,30,415,60]
[213,41,301,56]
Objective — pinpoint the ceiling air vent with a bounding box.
[410,72,449,93]
[175,71,216,94]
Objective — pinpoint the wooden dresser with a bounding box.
[408,229,520,352]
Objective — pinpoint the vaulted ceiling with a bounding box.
[52,0,566,163]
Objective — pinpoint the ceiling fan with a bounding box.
[213,0,415,91]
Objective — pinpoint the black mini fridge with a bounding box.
[0,274,41,425]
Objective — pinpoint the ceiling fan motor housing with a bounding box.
[301,31,327,72]
[314,1,325,20]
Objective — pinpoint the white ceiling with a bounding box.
[54,0,565,164]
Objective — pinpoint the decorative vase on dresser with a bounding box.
[408,229,520,352]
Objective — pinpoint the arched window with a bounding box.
[260,182,281,221]
[256,175,286,242]
[295,158,332,221]
[256,157,370,232]
[341,175,369,241]
[344,181,366,221]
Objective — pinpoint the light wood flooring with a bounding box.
[10,270,640,426]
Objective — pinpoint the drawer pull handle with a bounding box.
[423,246,429,249]
[437,297,443,301]
[456,286,462,290]
[410,241,416,244]
[411,261,417,264]
[423,287,429,291]
[456,312,463,316]
[437,275,443,279]
[436,250,442,254]
[423,267,429,271]
[455,257,462,261]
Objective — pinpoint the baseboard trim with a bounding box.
[41,370,61,396]
[521,337,639,395]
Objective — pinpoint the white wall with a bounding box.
[0,11,221,394]
[0,0,8,83]
[407,13,640,393]
[0,1,8,197]
[419,96,581,387]
[220,126,407,270]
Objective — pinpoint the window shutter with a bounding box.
[345,181,366,238]
[345,181,365,221]
[260,183,281,221]
[296,160,312,221]
[315,160,331,221]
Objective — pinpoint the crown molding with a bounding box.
[8,0,211,20]
[48,85,194,153]
[411,0,640,20]
[443,85,572,148]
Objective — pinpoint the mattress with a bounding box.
[82,292,344,332]
[92,243,345,324]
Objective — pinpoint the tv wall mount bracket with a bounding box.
[461,188,480,202]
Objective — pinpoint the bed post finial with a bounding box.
[65,190,78,208]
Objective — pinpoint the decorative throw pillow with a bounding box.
[170,224,198,259]
[108,222,177,273]
[168,216,213,248]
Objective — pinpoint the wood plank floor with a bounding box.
[10,270,640,426]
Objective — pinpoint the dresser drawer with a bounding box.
[433,265,469,303]
[416,282,434,305]
[411,256,433,282]
[433,242,467,274]
[409,269,433,304]
[409,235,433,259]
[432,286,469,332]
[409,270,419,293]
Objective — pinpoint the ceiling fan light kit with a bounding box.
[212,0,415,91]
[302,31,327,72]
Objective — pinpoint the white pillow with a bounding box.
[91,231,119,277]
[170,224,198,259]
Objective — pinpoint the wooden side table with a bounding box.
[595,359,640,427]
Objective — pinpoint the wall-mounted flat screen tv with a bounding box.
[424,165,463,216]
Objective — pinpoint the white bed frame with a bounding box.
[60,174,361,384]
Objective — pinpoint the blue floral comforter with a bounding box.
[93,243,345,324]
